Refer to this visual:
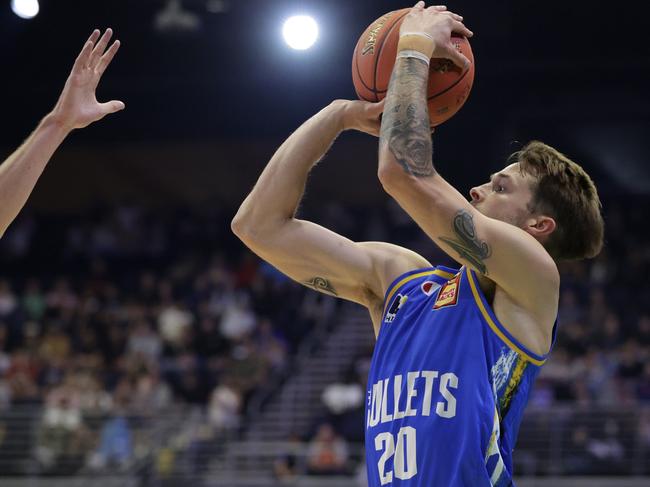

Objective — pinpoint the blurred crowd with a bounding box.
[0,193,648,476]
[0,204,334,474]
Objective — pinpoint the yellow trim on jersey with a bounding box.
[466,269,546,366]
[383,269,456,316]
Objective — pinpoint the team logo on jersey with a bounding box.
[433,274,461,310]
[385,293,408,323]
[421,281,440,297]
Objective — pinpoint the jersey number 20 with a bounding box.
[375,426,417,485]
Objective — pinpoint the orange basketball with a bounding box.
[352,8,475,127]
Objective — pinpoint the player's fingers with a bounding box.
[430,5,447,10]
[367,101,385,120]
[89,28,113,68]
[372,98,386,114]
[96,40,120,75]
[446,11,464,21]
[411,1,425,12]
[451,20,473,38]
[367,120,382,137]
[446,44,471,68]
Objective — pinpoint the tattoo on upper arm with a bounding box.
[304,277,338,296]
[439,210,491,275]
[380,57,435,178]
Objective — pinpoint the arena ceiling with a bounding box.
[1,0,648,191]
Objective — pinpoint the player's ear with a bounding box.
[525,215,556,239]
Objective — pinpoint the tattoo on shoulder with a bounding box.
[304,277,338,296]
[439,210,491,275]
[380,57,435,178]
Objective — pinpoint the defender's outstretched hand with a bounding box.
[51,29,125,131]
[401,2,473,68]
[0,28,125,237]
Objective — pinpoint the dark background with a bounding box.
[0,3,649,479]
[0,0,649,211]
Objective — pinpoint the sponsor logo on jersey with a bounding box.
[385,293,408,323]
[420,280,440,297]
[433,274,461,310]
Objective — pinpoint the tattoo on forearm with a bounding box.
[439,210,491,275]
[380,57,435,177]
[304,277,338,296]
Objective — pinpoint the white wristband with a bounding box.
[399,31,434,41]
[397,49,430,66]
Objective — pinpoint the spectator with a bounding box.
[207,381,242,432]
[274,433,304,481]
[306,423,349,476]
[88,394,134,471]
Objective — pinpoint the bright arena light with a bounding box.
[11,0,39,19]
[282,15,318,50]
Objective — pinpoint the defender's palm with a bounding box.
[52,29,124,130]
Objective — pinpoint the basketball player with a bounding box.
[232,2,603,485]
[0,29,123,237]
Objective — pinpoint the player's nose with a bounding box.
[469,187,482,203]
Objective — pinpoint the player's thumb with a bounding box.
[101,100,126,115]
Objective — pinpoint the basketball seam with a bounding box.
[427,65,472,101]
[374,62,472,97]
[372,10,410,102]
[354,51,376,94]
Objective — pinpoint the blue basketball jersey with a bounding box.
[365,265,556,487]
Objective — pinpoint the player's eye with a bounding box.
[492,184,505,193]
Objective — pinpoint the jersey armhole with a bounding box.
[465,268,552,366]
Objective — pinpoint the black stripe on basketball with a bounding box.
[354,49,376,95]
[374,64,471,96]
[427,66,471,101]
[372,10,410,101]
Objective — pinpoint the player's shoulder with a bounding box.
[358,242,432,337]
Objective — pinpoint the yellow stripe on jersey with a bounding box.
[466,269,546,366]
[383,269,456,316]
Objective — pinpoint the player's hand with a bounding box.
[50,29,125,131]
[337,99,385,137]
[401,2,473,68]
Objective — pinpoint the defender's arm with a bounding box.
[0,29,124,237]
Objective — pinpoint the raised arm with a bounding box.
[0,29,124,237]
[377,4,558,318]
[232,100,430,334]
